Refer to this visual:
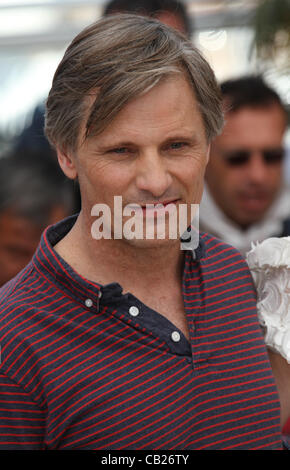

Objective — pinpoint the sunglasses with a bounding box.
[223,148,284,167]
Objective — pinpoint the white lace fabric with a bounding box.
[246,237,290,363]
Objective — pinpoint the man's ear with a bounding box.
[56,148,78,180]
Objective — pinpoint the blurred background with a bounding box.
[0,0,289,157]
[0,0,290,286]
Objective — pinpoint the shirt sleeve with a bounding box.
[0,372,46,449]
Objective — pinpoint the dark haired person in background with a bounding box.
[0,149,75,286]
[200,75,289,256]
[104,0,192,36]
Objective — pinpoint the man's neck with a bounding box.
[54,211,184,292]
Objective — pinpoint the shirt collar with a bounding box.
[32,214,206,306]
[32,215,103,308]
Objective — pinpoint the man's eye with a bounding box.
[170,142,187,150]
[110,147,129,154]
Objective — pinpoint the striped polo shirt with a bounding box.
[0,215,282,450]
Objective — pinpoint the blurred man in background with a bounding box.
[103,0,192,36]
[200,76,289,256]
[0,149,75,286]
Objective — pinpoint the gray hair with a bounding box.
[45,14,223,152]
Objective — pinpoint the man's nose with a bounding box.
[135,149,172,197]
[246,152,269,184]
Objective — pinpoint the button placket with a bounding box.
[97,290,102,312]
[84,290,102,311]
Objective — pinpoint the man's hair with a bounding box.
[103,0,192,36]
[45,14,223,153]
[220,75,286,115]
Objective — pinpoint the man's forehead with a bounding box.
[218,104,286,137]
[80,74,202,142]
[223,103,287,125]
[156,11,186,34]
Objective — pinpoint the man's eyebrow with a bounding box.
[163,134,198,142]
[103,133,196,145]
[94,130,200,151]
[96,140,136,151]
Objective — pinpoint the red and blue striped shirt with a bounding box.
[0,216,282,449]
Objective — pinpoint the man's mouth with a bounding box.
[142,199,179,207]
[127,199,180,211]
[141,199,180,215]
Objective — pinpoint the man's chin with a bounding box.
[120,235,181,250]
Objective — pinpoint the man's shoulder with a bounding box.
[0,262,41,331]
[0,262,52,400]
[200,231,246,263]
[197,231,257,303]
[198,231,255,284]
[0,262,32,297]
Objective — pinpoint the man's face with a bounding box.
[0,206,71,286]
[205,104,286,228]
[0,211,43,286]
[156,11,187,35]
[60,75,210,247]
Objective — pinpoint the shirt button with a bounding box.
[171,331,181,342]
[85,298,93,308]
[129,306,139,317]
